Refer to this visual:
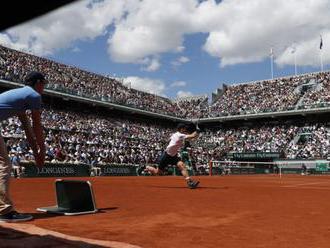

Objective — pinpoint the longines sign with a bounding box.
[21,162,138,177]
[100,165,138,176]
[23,163,90,177]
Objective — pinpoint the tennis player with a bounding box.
[0,71,46,222]
[145,123,200,189]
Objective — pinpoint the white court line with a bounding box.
[295,186,330,190]
[280,186,330,190]
[281,182,330,188]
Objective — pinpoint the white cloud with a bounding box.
[175,46,185,53]
[72,47,81,53]
[1,0,330,69]
[123,76,166,96]
[170,81,187,87]
[176,90,193,98]
[0,0,127,56]
[107,0,197,63]
[200,0,330,67]
[276,34,330,67]
[141,57,161,71]
[171,56,190,66]
[179,56,190,63]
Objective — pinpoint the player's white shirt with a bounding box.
[165,131,188,156]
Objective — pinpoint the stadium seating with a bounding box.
[0,45,186,117]
[1,44,330,165]
[2,108,330,169]
[2,45,330,118]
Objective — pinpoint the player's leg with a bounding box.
[0,136,32,222]
[177,161,190,178]
[144,151,170,175]
[177,161,200,189]
[12,165,22,178]
[145,165,161,175]
[0,136,14,215]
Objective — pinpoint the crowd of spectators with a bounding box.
[2,105,330,171]
[299,72,330,109]
[2,45,330,119]
[194,122,330,160]
[200,125,294,154]
[287,124,330,159]
[0,45,185,117]
[2,45,330,171]
[175,95,209,119]
[209,75,315,117]
[2,110,174,166]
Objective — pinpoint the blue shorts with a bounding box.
[158,152,181,170]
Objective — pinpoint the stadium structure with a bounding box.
[3,2,330,247]
[1,44,330,177]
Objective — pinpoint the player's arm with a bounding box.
[17,111,45,167]
[185,131,198,140]
[17,112,40,162]
[31,109,45,167]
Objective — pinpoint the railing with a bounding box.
[3,78,330,124]
[0,79,187,122]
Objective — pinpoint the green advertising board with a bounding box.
[23,162,91,177]
[100,164,138,176]
[231,152,280,160]
[315,161,328,172]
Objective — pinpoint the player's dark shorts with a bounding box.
[158,152,181,170]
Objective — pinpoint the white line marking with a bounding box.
[282,181,330,188]
[298,186,330,190]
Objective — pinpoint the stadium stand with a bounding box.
[2,110,171,166]
[209,73,326,117]
[1,44,330,175]
[2,45,330,119]
[298,72,330,109]
[174,95,209,119]
[0,45,188,117]
[2,106,330,172]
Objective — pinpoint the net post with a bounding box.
[209,160,213,176]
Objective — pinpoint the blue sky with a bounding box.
[48,31,326,99]
[1,0,329,99]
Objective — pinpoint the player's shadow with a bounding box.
[97,207,118,213]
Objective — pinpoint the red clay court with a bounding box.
[1,175,330,248]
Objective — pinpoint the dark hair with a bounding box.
[186,123,197,134]
[24,71,46,87]
[177,123,187,131]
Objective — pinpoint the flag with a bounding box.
[291,47,296,54]
[320,35,323,50]
[270,47,274,57]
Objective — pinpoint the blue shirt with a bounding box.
[0,86,41,120]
